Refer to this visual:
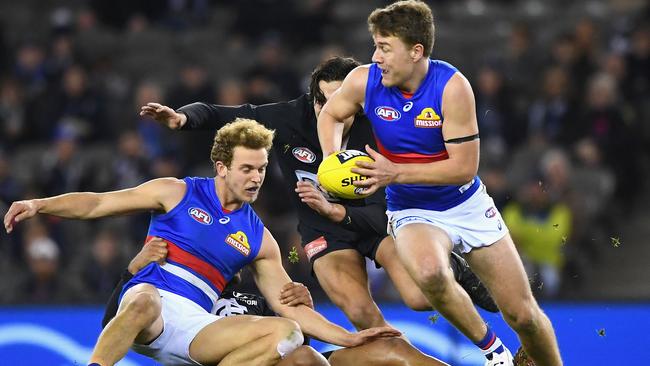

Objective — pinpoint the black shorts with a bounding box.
[298,223,386,267]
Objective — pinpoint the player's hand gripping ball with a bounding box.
[317,150,374,199]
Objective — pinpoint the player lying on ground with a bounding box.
[103,236,451,366]
[4,119,399,366]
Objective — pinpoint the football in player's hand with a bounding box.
[317,150,373,199]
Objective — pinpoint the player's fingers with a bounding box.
[352,177,377,187]
[354,160,375,169]
[13,210,33,224]
[281,282,297,292]
[365,144,380,159]
[147,102,163,109]
[350,167,373,176]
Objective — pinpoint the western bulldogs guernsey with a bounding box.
[122,177,264,313]
[364,59,481,211]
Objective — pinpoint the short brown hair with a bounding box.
[368,0,435,56]
[210,118,275,167]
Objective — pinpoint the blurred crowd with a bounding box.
[0,0,648,305]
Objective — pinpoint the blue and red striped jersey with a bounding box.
[364,59,481,211]
[121,177,264,313]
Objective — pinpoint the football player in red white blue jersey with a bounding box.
[317,1,562,366]
[4,119,400,366]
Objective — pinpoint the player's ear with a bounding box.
[215,161,228,177]
[411,44,424,62]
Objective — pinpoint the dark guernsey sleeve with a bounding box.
[177,102,289,130]
[101,269,134,328]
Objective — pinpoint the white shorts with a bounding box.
[387,184,509,253]
[130,289,222,366]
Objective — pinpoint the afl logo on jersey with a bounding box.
[188,207,213,225]
[292,147,316,163]
[375,106,401,121]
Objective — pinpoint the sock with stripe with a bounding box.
[88,363,102,366]
[475,326,505,360]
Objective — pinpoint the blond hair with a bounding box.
[368,0,435,56]
[210,118,275,167]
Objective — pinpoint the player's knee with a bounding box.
[341,303,384,328]
[123,292,160,327]
[503,303,540,334]
[415,265,452,295]
[267,318,303,358]
[286,346,328,366]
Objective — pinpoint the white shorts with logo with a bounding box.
[130,289,222,366]
[387,185,509,253]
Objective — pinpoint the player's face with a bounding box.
[314,80,343,117]
[222,146,268,204]
[372,34,415,88]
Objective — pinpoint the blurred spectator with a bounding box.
[13,42,47,97]
[503,178,572,298]
[167,63,215,108]
[528,66,575,145]
[0,79,26,147]
[0,149,23,205]
[80,229,127,302]
[573,72,641,205]
[39,126,90,196]
[216,78,246,105]
[10,224,85,304]
[475,64,523,154]
[113,130,151,189]
[246,37,301,101]
[133,80,175,159]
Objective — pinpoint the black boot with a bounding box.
[449,251,499,313]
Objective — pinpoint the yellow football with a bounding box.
[317,150,374,199]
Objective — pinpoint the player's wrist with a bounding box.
[327,203,346,223]
[175,112,187,129]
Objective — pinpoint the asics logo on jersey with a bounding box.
[188,207,213,225]
[375,106,401,121]
[292,147,316,163]
[403,101,413,112]
[219,217,230,224]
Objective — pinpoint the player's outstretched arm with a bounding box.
[252,228,401,347]
[3,178,186,233]
[318,66,368,156]
[141,101,279,131]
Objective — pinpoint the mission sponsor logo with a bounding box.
[414,107,442,128]
[225,231,251,256]
[375,106,401,121]
[188,207,213,225]
[292,147,316,163]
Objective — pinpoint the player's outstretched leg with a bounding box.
[466,234,562,366]
[191,316,303,366]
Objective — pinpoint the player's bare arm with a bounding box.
[351,73,479,189]
[4,178,186,233]
[294,181,346,223]
[318,66,369,156]
[251,228,401,347]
